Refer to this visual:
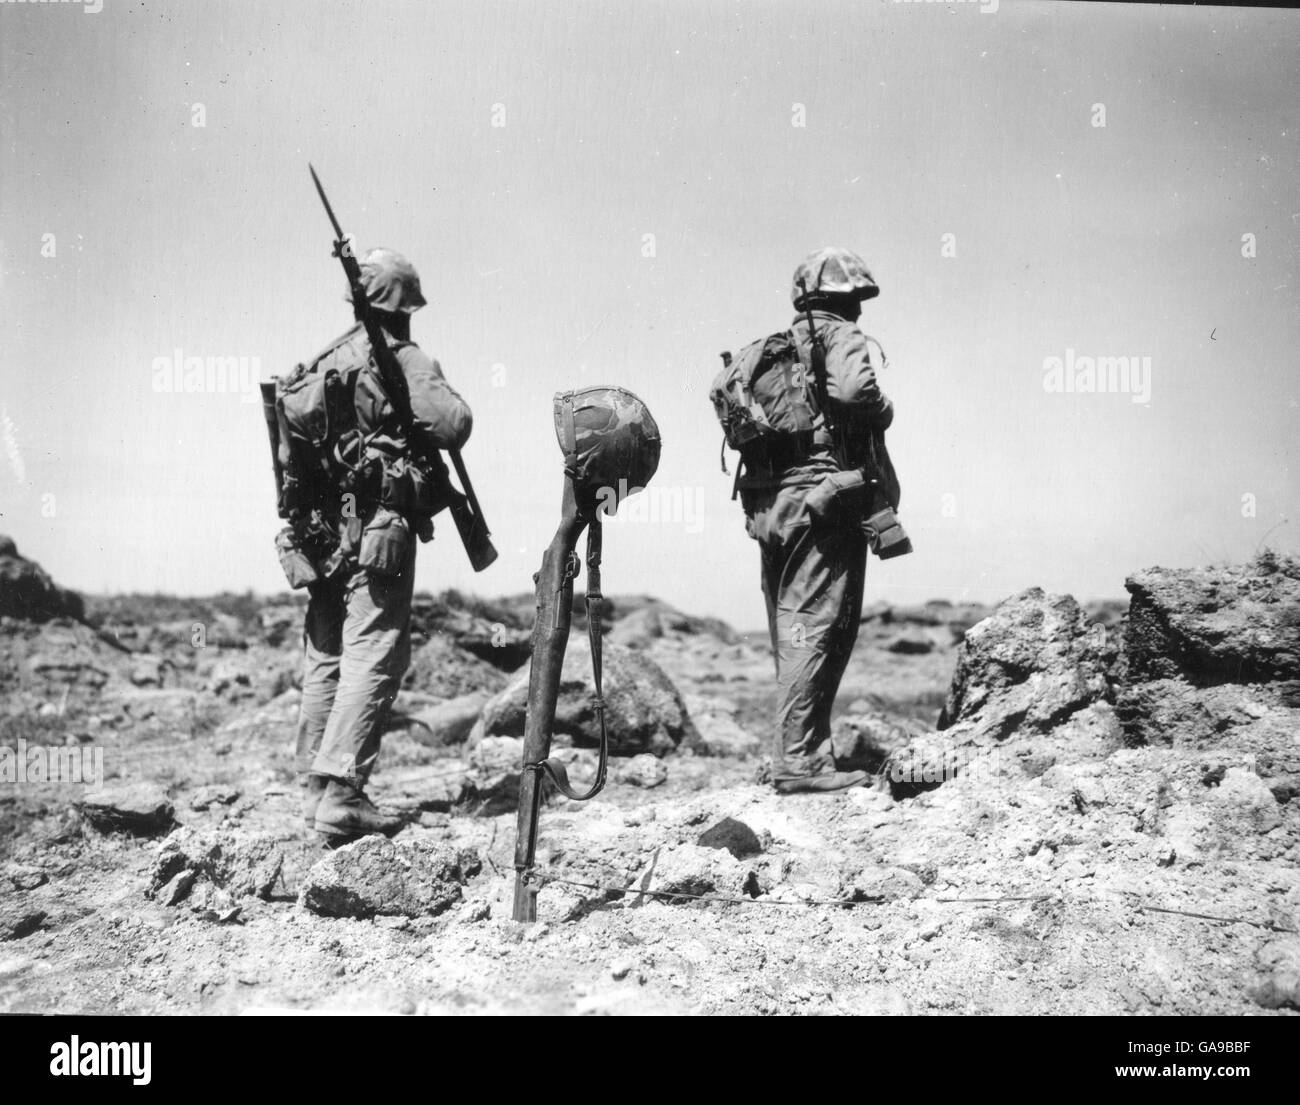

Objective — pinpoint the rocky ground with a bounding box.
[0,534,1297,1016]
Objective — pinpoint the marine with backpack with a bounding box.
[262,166,489,842]
[709,246,911,794]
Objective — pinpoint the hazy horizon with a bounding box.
[2,0,1296,627]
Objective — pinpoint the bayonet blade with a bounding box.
[308,163,346,242]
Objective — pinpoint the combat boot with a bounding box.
[773,769,870,795]
[313,779,403,841]
[300,773,329,828]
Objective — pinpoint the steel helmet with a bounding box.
[348,247,427,315]
[553,386,661,504]
[791,246,879,308]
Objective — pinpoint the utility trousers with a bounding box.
[293,543,416,786]
[759,517,868,779]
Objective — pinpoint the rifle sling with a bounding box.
[537,516,608,802]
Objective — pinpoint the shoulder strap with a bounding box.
[557,391,580,481]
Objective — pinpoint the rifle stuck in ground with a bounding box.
[510,385,661,922]
[511,478,608,922]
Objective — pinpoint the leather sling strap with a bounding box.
[538,516,609,801]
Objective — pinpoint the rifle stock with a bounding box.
[512,478,590,922]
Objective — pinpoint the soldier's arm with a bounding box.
[395,344,473,450]
[823,324,893,429]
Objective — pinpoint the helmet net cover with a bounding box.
[348,247,428,315]
[791,246,879,308]
[552,386,661,506]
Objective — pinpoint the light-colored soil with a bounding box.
[1,592,1296,1016]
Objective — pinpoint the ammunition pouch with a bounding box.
[359,506,411,576]
[320,514,363,579]
[275,527,321,590]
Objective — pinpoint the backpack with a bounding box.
[273,325,412,523]
[710,330,819,478]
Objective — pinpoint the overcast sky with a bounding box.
[1,0,1296,627]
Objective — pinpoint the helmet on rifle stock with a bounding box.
[348,247,427,315]
[553,386,661,509]
[791,246,879,309]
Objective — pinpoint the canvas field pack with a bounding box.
[709,330,818,460]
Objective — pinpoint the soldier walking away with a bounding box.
[711,247,910,795]
[273,248,473,840]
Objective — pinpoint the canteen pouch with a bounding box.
[275,527,320,589]
[359,507,411,576]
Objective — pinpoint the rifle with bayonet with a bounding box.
[307,164,498,572]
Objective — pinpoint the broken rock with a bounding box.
[684,695,763,758]
[77,784,175,836]
[697,816,764,859]
[886,631,934,655]
[149,826,285,903]
[0,901,47,941]
[299,836,481,919]
[938,588,1111,745]
[1115,557,1300,773]
[615,753,668,789]
[850,866,924,902]
[189,784,241,811]
[1211,767,1282,836]
[832,710,916,771]
[1252,938,1300,1011]
[1124,555,1300,685]
[630,843,754,904]
[0,536,85,622]
[402,634,510,701]
[479,637,697,756]
[404,691,493,746]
